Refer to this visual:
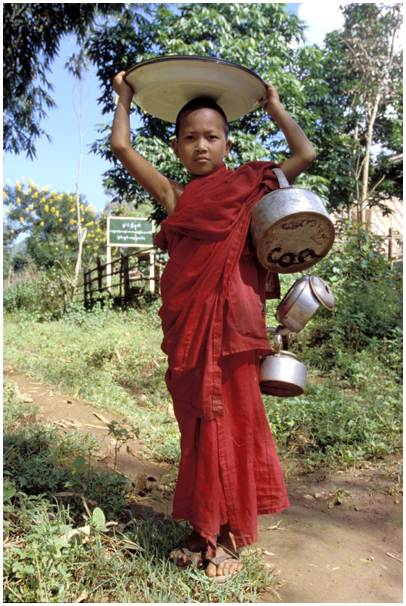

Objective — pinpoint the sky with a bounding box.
[3,2,345,213]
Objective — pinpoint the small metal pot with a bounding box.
[251,168,335,273]
[260,335,307,397]
[276,275,335,333]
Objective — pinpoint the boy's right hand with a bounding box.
[112,71,134,97]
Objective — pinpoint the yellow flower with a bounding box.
[32,192,39,199]
[19,216,24,224]
[44,204,49,212]
[15,182,22,192]
[3,190,8,199]
[39,221,44,227]
[69,219,76,225]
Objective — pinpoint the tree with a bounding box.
[3,181,105,274]
[3,2,126,159]
[306,3,403,220]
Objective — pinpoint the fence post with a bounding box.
[106,246,112,293]
[149,250,155,293]
[83,270,88,308]
[388,227,393,261]
[97,256,103,291]
[123,253,130,303]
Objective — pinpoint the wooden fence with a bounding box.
[80,248,167,309]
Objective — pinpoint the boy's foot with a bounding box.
[205,544,242,582]
[205,527,242,581]
[169,530,207,568]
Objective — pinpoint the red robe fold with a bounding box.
[155,161,290,547]
[155,161,280,420]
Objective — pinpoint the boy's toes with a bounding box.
[205,560,218,577]
[205,545,242,580]
[220,559,242,577]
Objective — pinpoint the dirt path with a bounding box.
[4,369,403,603]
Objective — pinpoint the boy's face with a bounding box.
[172,108,232,177]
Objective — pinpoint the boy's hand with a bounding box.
[112,71,134,97]
[260,82,283,118]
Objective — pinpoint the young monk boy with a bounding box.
[111,69,316,581]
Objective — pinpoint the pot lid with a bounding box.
[309,276,335,310]
[124,55,267,123]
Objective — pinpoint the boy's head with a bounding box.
[172,96,232,177]
[175,97,229,138]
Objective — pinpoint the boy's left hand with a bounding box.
[259,82,283,116]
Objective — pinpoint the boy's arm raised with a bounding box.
[110,72,179,215]
[262,83,316,183]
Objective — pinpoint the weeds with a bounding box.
[3,388,276,603]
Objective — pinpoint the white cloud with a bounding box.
[297,2,345,46]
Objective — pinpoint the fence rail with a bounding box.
[79,248,167,309]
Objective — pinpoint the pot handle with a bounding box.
[273,167,290,189]
[272,333,283,354]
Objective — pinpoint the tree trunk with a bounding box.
[360,92,381,226]
[72,77,86,297]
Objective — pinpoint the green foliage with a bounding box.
[3,268,69,320]
[310,3,403,209]
[3,3,126,158]
[3,181,104,272]
[4,417,129,521]
[3,487,272,603]
[296,224,402,380]
[265,370,402,467]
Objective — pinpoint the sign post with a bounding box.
[106,217,155,293]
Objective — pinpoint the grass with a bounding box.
[3,383,277,603]
[4,305,181,464]
[4,306,403,469]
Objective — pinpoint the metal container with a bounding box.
[259,335,307,397]
[251,168,335,273]
[276,275,335,333]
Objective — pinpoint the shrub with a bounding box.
[3,268,69,320]
[287,223,403,381]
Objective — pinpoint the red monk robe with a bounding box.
[155,161,290,550]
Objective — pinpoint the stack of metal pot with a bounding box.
[250,168,336,397]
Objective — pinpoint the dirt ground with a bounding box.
[4,368,403,603]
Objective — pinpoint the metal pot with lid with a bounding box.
[276,275,335,333]
[251,168,335,273]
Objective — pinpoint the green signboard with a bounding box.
[107,217,154,247]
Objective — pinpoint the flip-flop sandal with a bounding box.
[205,544,242,583]
[169,544,205,568]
